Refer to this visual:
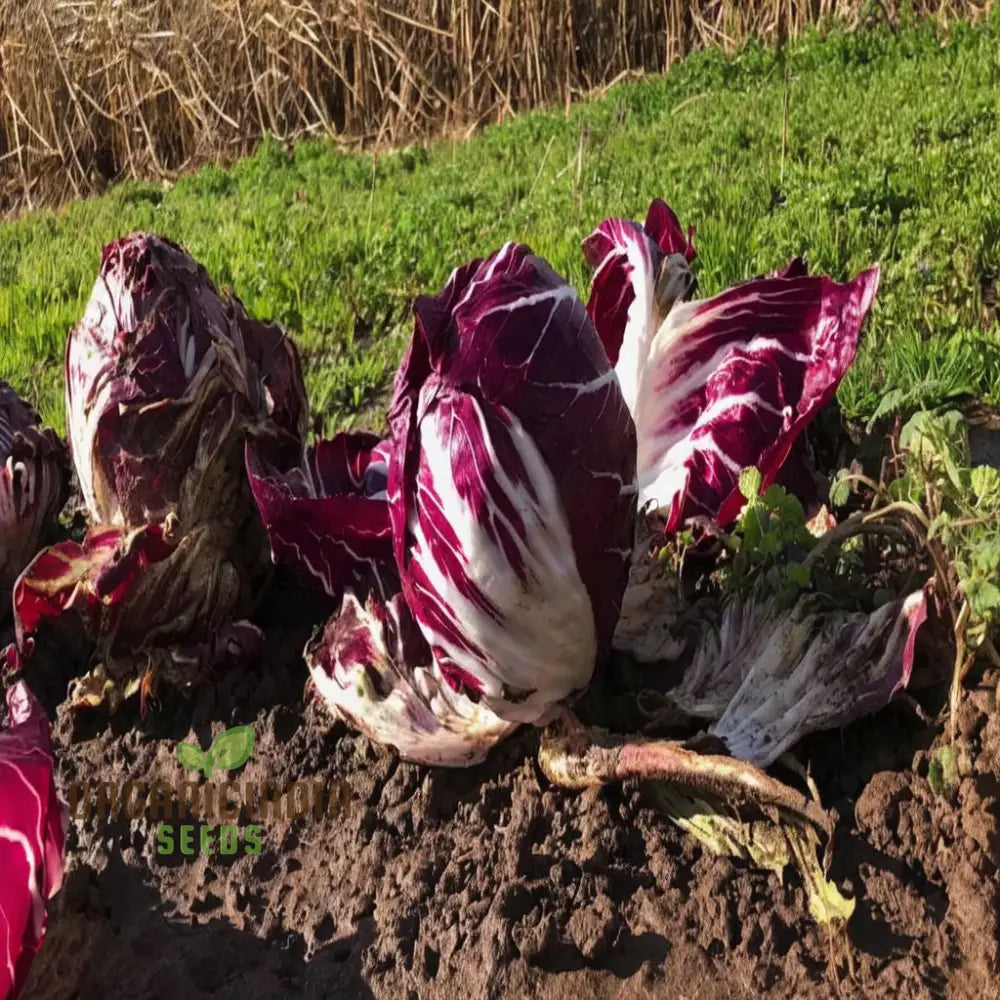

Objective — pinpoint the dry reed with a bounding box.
[0,0,993,212]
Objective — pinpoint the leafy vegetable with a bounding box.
[0,383,68,617]
[8,234,306,710]
[65,233,306,525]
[387,243,636,723]
[0,682,67,999]
[583,198,879,532]
[255,243,638,764]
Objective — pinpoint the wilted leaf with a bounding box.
[670,585,929,766]
[647,783,855,926]
[539,722,849,926]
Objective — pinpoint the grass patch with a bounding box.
[2,15,1000,434]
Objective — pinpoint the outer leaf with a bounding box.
[0,383,69,613]
[387,242,637,724]
[612,549,689,663]
[245,432,393,597]
[630,268,879,531]
[583,216,662,375]
[0,682,67,1000]
[8,512,262,709]
[584,199,879,531]
[672,585,930,767]
[9,524,176,661]
[306,567,517,766]
[208,725,255,771]
[644,198,697,262]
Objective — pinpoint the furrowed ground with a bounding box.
[1,16,999,437]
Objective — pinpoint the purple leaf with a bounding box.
[644,197,697,262]
[0,681,67,999]
[584,199,879,531]
[0,384,69,616]
[245,432,393,597]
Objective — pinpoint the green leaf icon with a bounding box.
[208,725,255,773]
[177,741,211,778]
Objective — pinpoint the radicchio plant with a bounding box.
[8,234,307,710]
[0,384,68,617]
[0,682,67,999]
[248,242,637,765]
[582,199,928,761]
[584,198,879,532]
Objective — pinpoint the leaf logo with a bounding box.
[176,725,255,779]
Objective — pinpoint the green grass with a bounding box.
[2,14,1000,434]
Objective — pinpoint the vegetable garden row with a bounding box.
[1,186,996,996]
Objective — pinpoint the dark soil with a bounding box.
[17,572,1000,1000]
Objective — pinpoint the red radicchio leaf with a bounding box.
[584,199,879,532]
[305,565,517,766]
[0,681,67,1000]
[245,432,393,598]
[0,383,69,616]
[10,524,175,657]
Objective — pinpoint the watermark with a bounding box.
[66,724,353,857]
[177,724,255,778]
